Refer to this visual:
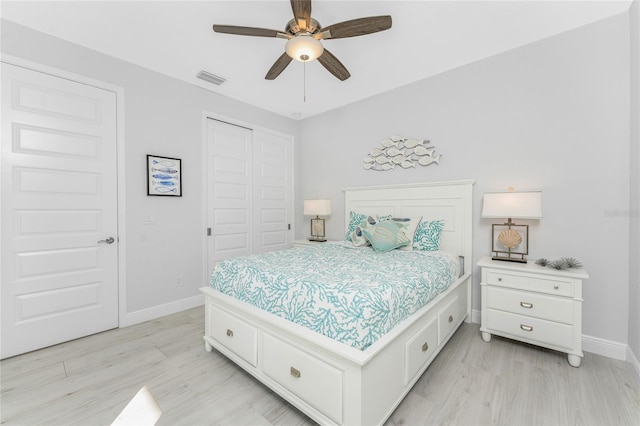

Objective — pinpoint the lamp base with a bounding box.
[492,255,527,264]
[307,237,327,242]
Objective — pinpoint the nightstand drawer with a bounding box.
[486,270,572,297]
[485,286,574,324]
[486,309,574,350]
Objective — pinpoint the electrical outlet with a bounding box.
[176,275,183,287]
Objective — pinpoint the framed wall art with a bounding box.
[147,155,182,197]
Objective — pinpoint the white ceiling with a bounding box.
[1,1,632,119]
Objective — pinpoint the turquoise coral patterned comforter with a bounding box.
[210,242,460,351]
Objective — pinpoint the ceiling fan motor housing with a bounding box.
[285,18,321,36]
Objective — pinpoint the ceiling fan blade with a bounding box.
[290,0,312,31]
[318,15,392,40]
[213,24,288,39]
[317,49,351,81]
[265,53,293,80]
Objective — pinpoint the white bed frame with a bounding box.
[200,180,475,425]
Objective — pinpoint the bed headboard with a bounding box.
[343,180,475,274]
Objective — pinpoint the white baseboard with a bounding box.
[628,346,640,382]
[122,295,204,327]
[471,308,481,324]
[582,334,628,361]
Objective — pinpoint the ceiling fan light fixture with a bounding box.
[285,35,324,62]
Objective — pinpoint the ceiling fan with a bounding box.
[212,0,392,81]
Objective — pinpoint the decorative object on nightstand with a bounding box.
[536,257,583,270]
[303,199,332,242]
[478,257,588,367]
[482,189,542,263]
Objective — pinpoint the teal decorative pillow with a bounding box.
[345,211,368,241]
[350,216,378,247]
[413,219,445,251]
[361,221,411,253]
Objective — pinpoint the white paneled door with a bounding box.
[206,119,293,275]
[1,62,119,359]
[252,130,294,255]
[207,119,253,266]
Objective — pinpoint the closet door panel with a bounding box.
[207,120,253,270]
[206,119,294,274]
[253,130,294,254]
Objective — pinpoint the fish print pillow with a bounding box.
[361,221,411,253]
[413,219,445,251]
[375,215,422,251]
[391,216,422,251]
[345,211,368,241]
[350,216,379,247]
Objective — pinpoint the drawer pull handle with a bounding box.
[448,315,453,323]
[554,285,559,290]
[422,342,429,352]
[226,329,233,337]
[520,324,533,332]
[498,277,502,282]
[290,367,301,379]
[520,302,533,309]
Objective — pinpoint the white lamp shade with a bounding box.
[285,35,324,62]
[303,199,332,216]
[482,191,542,219]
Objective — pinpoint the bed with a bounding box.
[200,180,475,425]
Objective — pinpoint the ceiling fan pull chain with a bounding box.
[303,61,307,103]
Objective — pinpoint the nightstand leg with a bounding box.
[204,341,213,352]
[567,354,582,367]
[481,331,492,342]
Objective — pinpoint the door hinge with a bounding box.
[207,227,211,236]
[288,224,291,230]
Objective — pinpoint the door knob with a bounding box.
[98,237,115,244]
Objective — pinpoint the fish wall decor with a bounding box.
[363,135,441,171]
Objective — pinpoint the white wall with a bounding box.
[297,14,632,348]
[1,19,299,321]
[629,0,640,362]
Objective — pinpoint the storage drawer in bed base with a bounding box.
[201,273,471,426]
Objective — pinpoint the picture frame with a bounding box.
[147,155,182,197]
[491,223,528,261]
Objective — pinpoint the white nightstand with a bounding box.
[292,239,331,248]
[478,257,589,367]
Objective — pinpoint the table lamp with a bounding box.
[482,189,542,263]
[303,199,332,242]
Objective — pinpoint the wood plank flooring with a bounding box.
[1,307,638,425]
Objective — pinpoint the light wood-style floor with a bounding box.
[1,307,638,425]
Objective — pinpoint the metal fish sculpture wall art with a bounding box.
[363,135,442,171]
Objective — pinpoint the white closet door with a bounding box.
[206,119,253,271]
[1,62,119,359]
[252,130,293,254]
[206,119,294,275]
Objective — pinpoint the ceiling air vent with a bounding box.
[196,70,226,86]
